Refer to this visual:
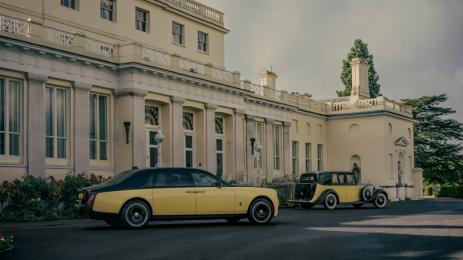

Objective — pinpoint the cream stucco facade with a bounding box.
[0,0,422,200]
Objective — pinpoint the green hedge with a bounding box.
[0,174,108,222]
[425,184,463,198]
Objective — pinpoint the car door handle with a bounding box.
[185,190,196,193]
[196,190,205,193]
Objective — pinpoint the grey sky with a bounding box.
[201,0,463,122]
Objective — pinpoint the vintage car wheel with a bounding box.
[323,193,338,210]
[121,200,151,228]
[373,193,388,209]
[353,203,363,208]
[248,198,273,224]
[361,186,374,201]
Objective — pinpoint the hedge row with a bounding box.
[424,184,463,198]
[0,174,108,222]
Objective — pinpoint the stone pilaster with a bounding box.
[205,103,217,174]
[245,115,256,185]
[265,119,274,181]
[283,121,291,176]
[114,88,147,171]
[27,73,48,178]
[73,82,91,174]
[171,96,185,167]
[234,109,245,183]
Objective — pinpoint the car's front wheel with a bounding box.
[121,200,151,228]
[323,193,338,210]
[247,198,274,224]
[373,193,388,209]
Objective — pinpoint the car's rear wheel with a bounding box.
[247,198,273,224]
[353,203,363,209]
[373,193,388,209]
[121,200,151,228]
[323,193,338,210]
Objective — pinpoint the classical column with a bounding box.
[114,88,147,171]
[27,73,48,178]
[234,109,245,183]
[245,115,256,185]
[171,96,185,167]
[73,82,91,175]
[283,121,291,176]
[265,119,274,181]
[205,103,217,173]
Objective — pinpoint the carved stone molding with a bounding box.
[115,88,148,97]
[27,73,48,85]
[170,96,186,104]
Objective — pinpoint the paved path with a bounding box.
[2,198,463,259]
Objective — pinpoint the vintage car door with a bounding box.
[191,170,235,214]
[151,169,197,215]
[342,172,362,202]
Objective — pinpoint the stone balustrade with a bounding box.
[163,0,224,25]
[0,15,31,37]
[327,96,412,117]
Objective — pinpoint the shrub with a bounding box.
[0,174,107,222]
[425,185,433,196]
[0,232,13,252]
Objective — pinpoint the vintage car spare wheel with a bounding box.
[361,186,374,201]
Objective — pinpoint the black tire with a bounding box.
[121,200,151,228]
[323,193,338,210]
[104,217,122,228]
[353,203,363,209]
[302,204,313,209]
[361,186,374,201]
[373,193,388,209]
[247,198,274,224]
[225,217,241,223]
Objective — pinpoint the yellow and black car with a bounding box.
[76,168,279,228]
[289,171,388,210]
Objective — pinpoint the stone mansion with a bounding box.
[0,0,422,200]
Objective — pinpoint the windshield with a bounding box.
[104,170,134,184]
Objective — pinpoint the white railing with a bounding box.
[42,27,75,48]
[0,15,30,37]
[85,39,115,58]
[241,81,283,100]
[179,57,205,74]
[211,67,233,82]
[141,47,172,66]
[328,97,411,115]
[164,0,223,24]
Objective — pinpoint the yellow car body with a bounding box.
[76,168,279,228]
[289,172,388,209]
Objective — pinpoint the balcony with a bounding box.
[326,96,413,117]
[0,15,240,86]
[162,0,224,26]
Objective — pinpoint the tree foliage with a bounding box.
[338,39,381,98]
[402,94,463,184]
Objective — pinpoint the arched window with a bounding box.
[145,105,159,126]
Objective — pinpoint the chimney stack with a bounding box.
[350,58,370,100]
[259,68,278,89]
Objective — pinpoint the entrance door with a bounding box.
[146,129,159,168]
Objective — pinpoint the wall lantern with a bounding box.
[250,137,256,155]
[123,121,131,144]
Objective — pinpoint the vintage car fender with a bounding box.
[362,186,388,203]
[313,189,339,205]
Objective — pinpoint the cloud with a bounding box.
[201,0,463,122]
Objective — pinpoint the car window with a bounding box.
[345,173,356,185]
[300,174,317,183]
[192,171,219,187]
[332,173,340,185]
[122,172,151,189]
[319,173,332,185]
[154,171,193,187]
